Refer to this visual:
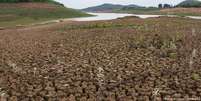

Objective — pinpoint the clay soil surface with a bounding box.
[0,17,201,100]
[160,7,201,16]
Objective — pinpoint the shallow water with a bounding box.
[187,16,201,20]
[71,13,161,21]
[70,12,201,21]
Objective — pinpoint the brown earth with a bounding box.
[160,7,201,15]
[0,17,201,100]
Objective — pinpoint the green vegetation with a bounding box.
[0,3,91,27]
[0,7,91,27]
[115,6,201,17]
[62,23,140,30]
[128,31,181,58]
[0,0,64,6]
[177,0,201,7]
[192,73,200,80]
[114,7,161,14]
[82,3,141,12]
[0,0,53,3]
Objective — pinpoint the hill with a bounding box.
[113,7,160,15]
[0,0,64,6]
[82,3,142,12]
[177,0,201,7]
[0,1,91,27]
[0,0,55,3]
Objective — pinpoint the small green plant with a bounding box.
[64,23,138,30]
[168,52,177,59]
[192,73,200,80]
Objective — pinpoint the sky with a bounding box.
[55,0,191,9]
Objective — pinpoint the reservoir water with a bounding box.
[70,12,201,21]
[71,13,161,21]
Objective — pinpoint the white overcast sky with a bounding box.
[55,0,198,9]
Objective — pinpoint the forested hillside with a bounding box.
[0,0,54,3]
[177,0,201,7]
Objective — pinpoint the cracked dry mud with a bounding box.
[0,16,201,101]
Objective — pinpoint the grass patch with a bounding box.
[192,73,200,80]
[62,23,141,30]
[128,26,184,58]
[114,7,201,17]
[114,7,161,14]
[0,4,91,27]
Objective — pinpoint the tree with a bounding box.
[158,4,163,8]
[164,4,172,8]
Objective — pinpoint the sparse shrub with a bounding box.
[65,23,138,30]
[128,34,151,49]
[152,34,164,49]
[168,52,178,59]
[192,73,200,80]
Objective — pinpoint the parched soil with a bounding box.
[160,7,201,15]
[0,17,201,100]
[0,3,60,10]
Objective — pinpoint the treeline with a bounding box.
[0,0,54,3]
[158,4,173,9]
[158,0,201,8]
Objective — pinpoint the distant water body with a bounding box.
[70,12,201,21]
[71,13,160,21]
